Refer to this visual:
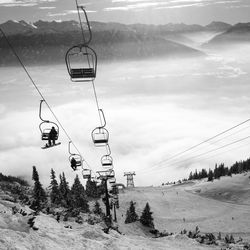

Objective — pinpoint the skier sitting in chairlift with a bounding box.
[48,126,57,146]
[71,157,77,171]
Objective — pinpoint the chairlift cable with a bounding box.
[152,118,250,168]
[152,123,250,170]
[141,135,250,174]
[0,28,91,169]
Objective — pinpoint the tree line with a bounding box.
[0,172,29,186]
[188,157,250,182]
[30,166,105,212]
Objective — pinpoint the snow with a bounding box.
[0,173,249,249]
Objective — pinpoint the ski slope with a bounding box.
[0,173,249,249]
[116,173,250,241]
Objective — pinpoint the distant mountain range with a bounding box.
[204,22,250,46]
[0,20,249,65]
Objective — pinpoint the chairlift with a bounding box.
[101,155,113,168]
[68,141,82,170]
[107,169,115,179]
[39,100,60,149]
[101,144,113,167]
[82,168,91,179]
[92,109,109,147]
[65,44,97,82]
[109,177,116,184]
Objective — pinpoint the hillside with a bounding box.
[0,200,221,250]
[1,172,250,249]
[116,173,250,238]
[204,23,250,47]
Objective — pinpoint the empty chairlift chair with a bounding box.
[101,155,113,168]
[109,177,116,185]
[65,45,97,82]
[101,144,113,167]
[92,109,109,147]
[82,169,91,179]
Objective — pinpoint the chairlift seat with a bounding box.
[93,138,108,144]
[41,129,58,141]
[70,68,95,79]
[102,162,112,166]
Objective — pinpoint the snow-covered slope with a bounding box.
[116,173,250,241]
[0,173,249,249]
[0,200,217,250]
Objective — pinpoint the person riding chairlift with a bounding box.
[71,157,77,171]
[48,126,57,146]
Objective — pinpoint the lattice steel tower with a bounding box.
[124,172,136,188]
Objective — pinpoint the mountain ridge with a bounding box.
[0,20,208,65]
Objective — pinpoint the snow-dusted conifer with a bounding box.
[49,168,60,205]
[140,202,154,228]
[93,201,103,215]
[59,172,70,207]
[71,175,89,212]
[125,201,138,224]
[31,166,47,210]
[86,178,98,198]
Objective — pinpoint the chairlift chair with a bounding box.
[107,169,115,179]
[109,177,116,184]
[101,155,113,167]
[91,109,109,147]
[65,45,97,82]
[39,100,60,148]
[68,141,82,169]
[82,169,91,179]
[69,155,82,167]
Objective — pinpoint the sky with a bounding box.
[0,0,250,25]
[1,41,250,187]
[0,0,250,187]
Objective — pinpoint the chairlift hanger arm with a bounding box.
[106,144,111,156]
[78,6,92,45]
[39,100,49,123]
[68,140,73,155]
[99,109,106,128]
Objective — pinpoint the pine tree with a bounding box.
[49,168,60,205]
[140,202,154,228]
[207,169,214,182]
[59,172,71,207]
[71,175,89,212]
[31,166,47,210]
[125,201,138,224]
[93,201,103,215]
[188,171,193,180]
[86,178,98,198]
